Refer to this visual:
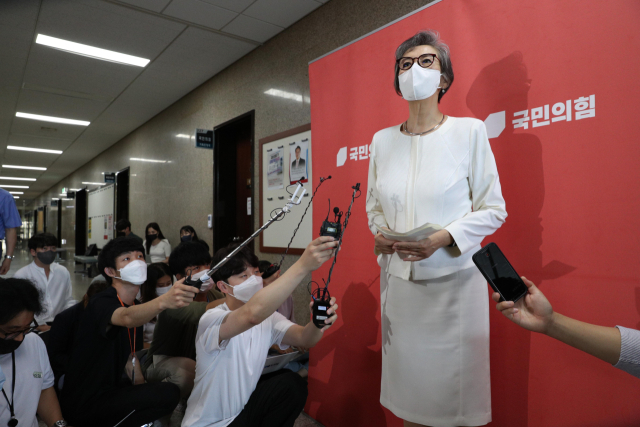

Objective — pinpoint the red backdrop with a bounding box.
[306,0,640,426]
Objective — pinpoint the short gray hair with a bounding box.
[394,30,454,103]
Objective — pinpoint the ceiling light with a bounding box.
[0,176,36,181]
[7,146,63,154]
[2,165,46,171]
[70,188,81,191]
[13,196,19,199]
[35,34,150,67]
[130,158,168,163]
[0,185,29,189]
[16,112,89,126]
[62,198,73,201]
[51,198,59,200]
[264,89,310,103]
[65,205,74,208]
[176,134,191,139]
[9,192,23,195]
[81,182,106,186]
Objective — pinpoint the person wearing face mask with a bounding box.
[145,222,171,264]
[60,237,200,427]
[142,242,225,415]
[0,278,69,427]
[182,237,338,427]
[366,30,507,427]
[14,233,76,334]
[138,263,174,347]
[179,225,210,253]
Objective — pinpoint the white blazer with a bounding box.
[366,117,507,280]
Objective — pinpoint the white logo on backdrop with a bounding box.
[336,94,595,167]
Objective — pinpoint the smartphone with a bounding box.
[472,243,528,302]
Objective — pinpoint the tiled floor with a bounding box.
[12,241,324,427]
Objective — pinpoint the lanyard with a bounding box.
[1,351,18,427]
[116,295,137,384]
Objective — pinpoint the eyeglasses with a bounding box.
[0,320,39,340]
[397,54,439,71]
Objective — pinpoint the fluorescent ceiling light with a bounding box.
[13,196,19,199]
[0,185,29,189]
[130,158,168,163]
[2,165,46,171]
[59,193,67,196]
[70,188,81,191]
[81,182,106,186]
[16,112,90,126]
[35,34,150,67]
[51,198,59,200]
[9,192,23,195]
[62,198,73,201]
[264,89,310,103]
[0,176,36,181]
[176,134,192,139]
[7,146,63,154]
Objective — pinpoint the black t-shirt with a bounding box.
[47,301,85,386]
[61,286,143,417]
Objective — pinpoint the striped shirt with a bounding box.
[614,326,640,378]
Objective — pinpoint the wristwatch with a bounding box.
[54,421,68,427]
[4,255,13,260]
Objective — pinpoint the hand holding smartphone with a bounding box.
[472,243,528,302]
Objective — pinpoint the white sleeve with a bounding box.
[614,326,640,379]
[13,267,28,279]
[366,135,389,237]
[163,241,172,258]
[444,121,508,254]
[270,311,295,350]
[64,270,77,309]
[197,309,231,353]
[37,337,54,389]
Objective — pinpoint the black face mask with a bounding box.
[116,231,126,237]
[0,337,23,355]
[181,235,192,242]
[146,234,158,243]
[36,250,56,265]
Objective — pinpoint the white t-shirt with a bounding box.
[148,239,171,263]
[14,261,76,323]
[182,304,294,427]
[0,334,55,427]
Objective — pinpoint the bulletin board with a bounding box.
[259,124,312,254]
[87,184,114,249]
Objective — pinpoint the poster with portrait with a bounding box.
[267,146,284,190]
[289,138,309,184]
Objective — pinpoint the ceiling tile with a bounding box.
[222,14,283,43]
[2,150,60,167]
[113,0,173,13]
[16,90,110,122]
[0,0,40,27]
[199,0,256,13]
[7,134,73,151]
[10,116,87,141]
[243,0,321,27]
[163,0,238,30]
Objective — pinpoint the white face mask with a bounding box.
[156,284,172,296]
[117,260,147,285]
[190,269,214,292]
[398,64,443,101]
[226,275,263,303]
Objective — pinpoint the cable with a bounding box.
[277,176,331,269]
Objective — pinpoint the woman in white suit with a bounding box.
[366,31,507,427]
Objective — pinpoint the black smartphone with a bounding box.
[472,243,528,302]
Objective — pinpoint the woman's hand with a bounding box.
[374,231,396,254]
[492,277,555,334]
[393,229,453,262]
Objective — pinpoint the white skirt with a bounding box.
[380,262,491,427]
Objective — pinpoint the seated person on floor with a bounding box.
[143,242,224,409]
[14,232,76,333]
[60,237,199,427]
[139,263,174,348]
[0,277,68,427]
[116,219,144,246]
[47,280,109,392]
[182,237,339,427]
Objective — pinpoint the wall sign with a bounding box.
[196,128,213,149]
